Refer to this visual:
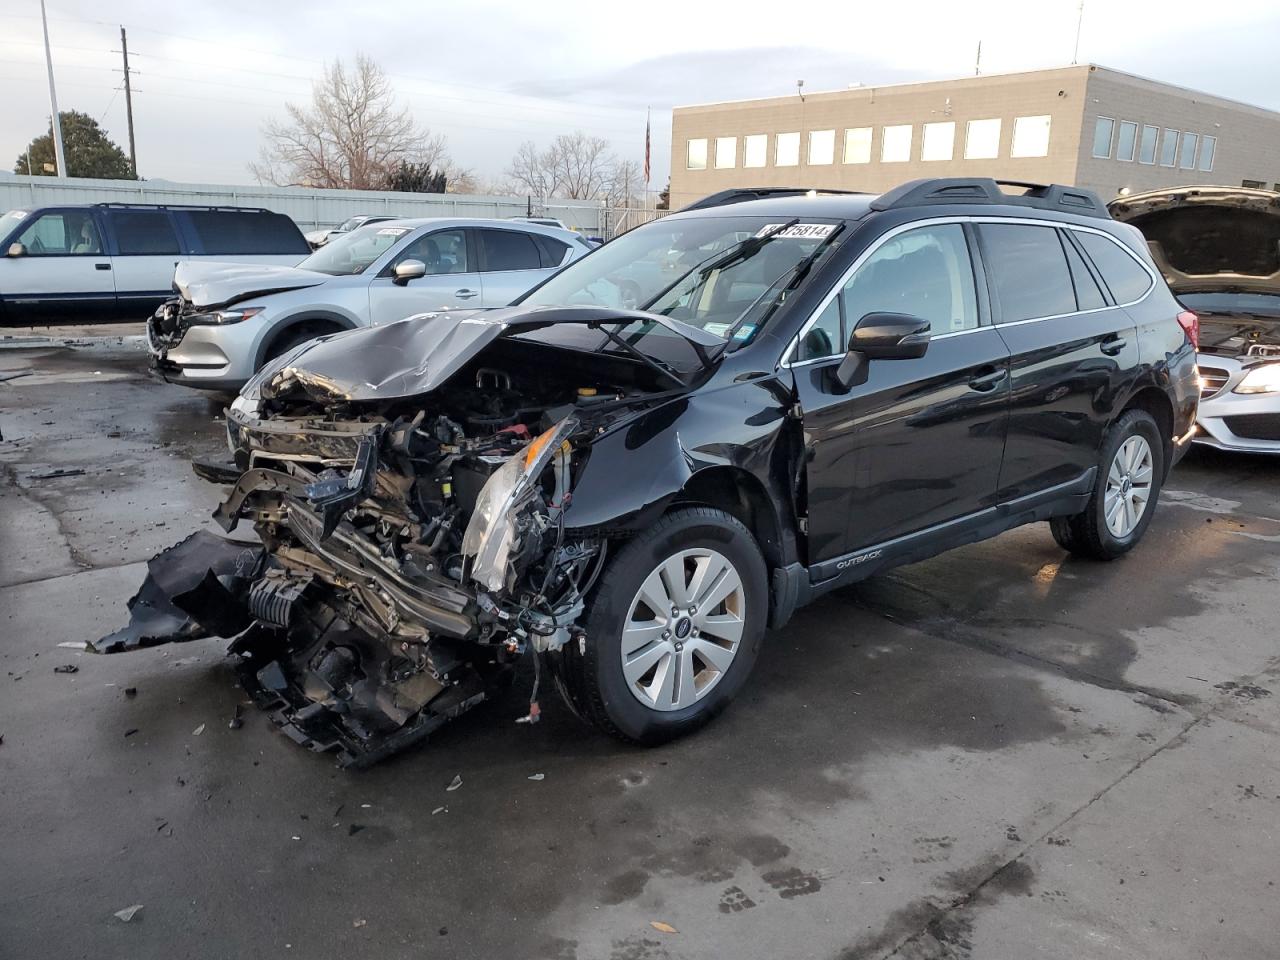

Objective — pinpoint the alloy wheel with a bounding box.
[1104,435,1154,538]
[620,548,746,712]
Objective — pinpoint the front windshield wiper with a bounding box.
[712,223,846,357]
[640,218,801,312]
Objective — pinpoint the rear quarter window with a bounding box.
[531,234,571,268]
[182,211,308,255]
[1074,231,1153,303]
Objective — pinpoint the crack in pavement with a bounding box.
[864,654,1280,960]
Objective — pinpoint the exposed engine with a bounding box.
[96,329,668,765]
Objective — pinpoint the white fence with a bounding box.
[0,174,608,234]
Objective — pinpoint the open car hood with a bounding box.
[174,260,330,309]
[1108,186,1280,295]
[257,305,724,404]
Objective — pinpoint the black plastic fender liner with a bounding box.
[92,531,264,653]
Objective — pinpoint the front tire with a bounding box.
[1051,409,1163,560]
[560,507,768,745]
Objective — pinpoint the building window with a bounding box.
[743,134,767,168]
[714,136,736,169]
[1138,125,1158,165]
[881,124,913,163]
[964,118,1001,160]
[1092,117,1114,159]
[1115,121,1138,162]
[921,121,955,161]
[776,132,800,167]
[843,127,872,164]
[1159,129,1179,167]
[1242,179,1265,189]
[1179,132,1199,170]
[1198,135,1217,172]
[686,138,707,170]
[1011,115,1051,158]
[808,129,835,165]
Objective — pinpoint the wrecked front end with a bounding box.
[99,312,679,765]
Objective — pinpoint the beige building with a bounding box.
[669,65,1280,208]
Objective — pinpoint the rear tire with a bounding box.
[1050,409,1163,560]
[559,507,768,745]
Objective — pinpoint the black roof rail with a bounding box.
[869,178,1110,220]
[90,202,276,214]
[681,187,866,212]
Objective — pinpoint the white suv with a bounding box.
[149,217,593,392]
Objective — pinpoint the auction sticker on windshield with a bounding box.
[754,223,836,240]
[377,228,411,237]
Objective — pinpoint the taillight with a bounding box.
[1176,310,1199,351]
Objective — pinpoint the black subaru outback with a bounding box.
[98,178,1199,765]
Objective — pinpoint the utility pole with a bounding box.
[120,26,138,177]
[39,0,67,177]
[975,40,982,76]
[1072,1,1085,65]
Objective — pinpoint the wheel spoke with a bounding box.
[1108,458,1125,487]
[697,612,744,645]
[649,651,676,710]
[1105,493,1125,533]
[623,642,668,687]
[620,620,667,656]
[658,555,690,609]
[690,636,735,673]
[636,567,673,619]
[675,647,698,707]
[1132,463,1153,485]
[697,566,741,613]
[686,553,728,610]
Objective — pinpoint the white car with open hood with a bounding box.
[1111,185,1280,454]
[148,217,593,392]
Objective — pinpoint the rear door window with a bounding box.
[185,211,307,255]
[15,210,103,256]
[978,224,1077,322]
[1074,231,1153,303]
[111,210,180,255]
[480,229,542,271]
[1061,232,1107,310]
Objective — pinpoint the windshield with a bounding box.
[0,210,29,241]
[297,224,411,276]
[519,215,839,341]
[1180,292,1280,317]
[336,216,366,233]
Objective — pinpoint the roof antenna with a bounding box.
[796,79,805,102]
[974,40,982,76]
[1072,1,1084,64]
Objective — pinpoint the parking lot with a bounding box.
[1,333,1277,960]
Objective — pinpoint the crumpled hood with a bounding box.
[1108,186,1280,295]
[174,260,330,309]
[257,304,721,404]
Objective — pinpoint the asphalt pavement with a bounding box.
[1,338,1277,960]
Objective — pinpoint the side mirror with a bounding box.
[834,312,931,392]
[392,259,427,286]
[7,242,27,258]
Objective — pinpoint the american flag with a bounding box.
[643,108,651,186]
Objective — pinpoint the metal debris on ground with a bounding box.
[54,664,79,674]
[528,773,545,781]
[229,705,243,730]
[57,641,87,650]
[124,728,138,737]
[192,723,205,736]
[113,904,143,922]
[26,467,85,480]
[352,919,367,928]
[431,806,447,815]
[446,775,462,792]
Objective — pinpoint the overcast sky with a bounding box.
[2,0,1279,195]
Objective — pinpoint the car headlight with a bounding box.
[191,306,265,326]
[461,418,576,593]
[1234,363,1280,395]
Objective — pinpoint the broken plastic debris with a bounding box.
[291,835,301,841]
[650,921,678,934]
[57,641,87,650]
[113,904,143,923]
[27,467,85,480]
[192,723,205,736]
[54,664,79,674]
[528,773,545,781]
[124,687,137,697]
[229,705,243,730]
[446,775,462,792]
[353,919,367,928]
[431,806,447,815]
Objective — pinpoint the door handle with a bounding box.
[1100,335,1127,356]
[95,262,111,271]
[968,367,1007,392]
[455,288,478,300]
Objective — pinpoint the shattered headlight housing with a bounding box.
[462,418,576,593]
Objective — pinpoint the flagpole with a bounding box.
[644,107,652,214]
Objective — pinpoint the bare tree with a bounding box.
[250,55,450,190]
[504,131,641,203]
[605,159,646,208]
[504,140,556,198]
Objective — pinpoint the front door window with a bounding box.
[17,211,103,256]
